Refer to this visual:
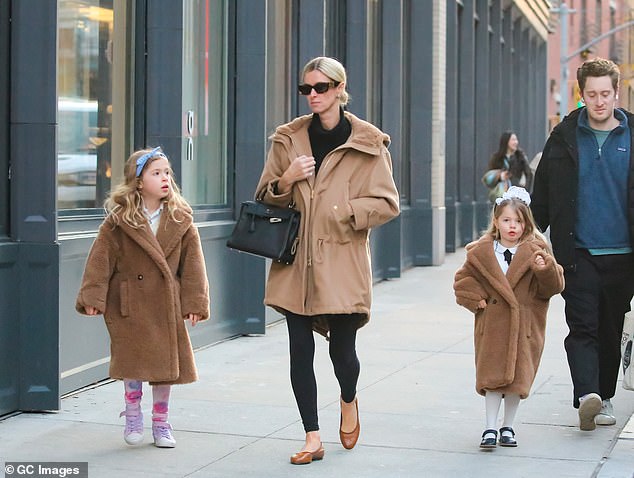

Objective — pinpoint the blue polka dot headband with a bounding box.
[135,147,167,177]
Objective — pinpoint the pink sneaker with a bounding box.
[119,408,144,445]
[152,422,176,448]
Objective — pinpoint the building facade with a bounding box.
[547,0,634,123]
[0,0,549,415]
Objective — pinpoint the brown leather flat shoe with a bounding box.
[339,397,360,450]
[290,445,325,465]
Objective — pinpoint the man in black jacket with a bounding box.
[532,58,634,431]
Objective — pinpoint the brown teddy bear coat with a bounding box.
[76,208,209,384]
[454,235,564,398]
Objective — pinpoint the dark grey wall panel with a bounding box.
[8,0,59,411]
[501,8,513,129]
[377,0,403,278]
[474,0,490,201]
[408,0,433,265]
[10,0,56,125]
[489,0,503,152]
[0,245,19,415]
[235,0,268,205]
[10,0,56,243]
[399,206,414,270]
[145,0,183,178]
[445,0,458,253]
[19,243,59,410]
[294,0,326,117]
[10,124,57,242]
[457,0,476,246]
[345,0,368,119]
[0,0,9,238]
[474,0,491,232]
[228,0,267,333]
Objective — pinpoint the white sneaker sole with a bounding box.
[124,432,144,445]
[579,394,602,431]
[595,414,616,426]
[153,438,176,448]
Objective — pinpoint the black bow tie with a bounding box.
[503,249,513,265]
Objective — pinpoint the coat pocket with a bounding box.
[327,183,353,243]
[475,311,485,336]
[120,280,129,317]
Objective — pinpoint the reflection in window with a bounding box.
[58,1,113,209]
[182,0,227,206]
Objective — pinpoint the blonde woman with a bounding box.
[255,57,399,464]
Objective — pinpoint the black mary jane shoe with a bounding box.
[480,429,498,449]
[498,426,517,447]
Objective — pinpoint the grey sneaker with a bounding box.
[119,408,144,445]
[595,399,616,426]
[578,393,602,431]
[152,422,176,448]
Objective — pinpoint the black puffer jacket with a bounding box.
[531,107,634,271]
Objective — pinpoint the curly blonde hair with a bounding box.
[104,148,191,229]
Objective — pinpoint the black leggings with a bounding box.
[286,312,361,432]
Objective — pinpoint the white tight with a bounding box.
[485,391,520,430]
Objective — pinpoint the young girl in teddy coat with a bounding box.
[76,147,210,448]
[454,186,564,449]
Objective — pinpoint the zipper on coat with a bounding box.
[304,181,315,311]
[302,146,342,311]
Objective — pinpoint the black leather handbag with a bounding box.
[226,200,301,264]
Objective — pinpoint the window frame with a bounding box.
[188,0,235,223]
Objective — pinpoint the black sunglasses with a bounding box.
[298,81,340,96]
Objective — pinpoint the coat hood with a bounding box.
[271,111,391,157]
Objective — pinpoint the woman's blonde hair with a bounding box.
[104,148,191,229]
[484,198,551,252]
[301,56,350,106]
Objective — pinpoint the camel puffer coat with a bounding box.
[255,112,400,336]
[76,208,210,384]
[453,235,564,398]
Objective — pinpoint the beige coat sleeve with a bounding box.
[531,251,565,299]
[255,139,294,207]
[75,223,118,315]
[454,263,488,314]
[179,225,211,321]
[349,146,400,230]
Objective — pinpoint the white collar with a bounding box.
[494,240,517,255]
[144,203,163,221]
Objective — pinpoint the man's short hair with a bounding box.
[577,57,620,93]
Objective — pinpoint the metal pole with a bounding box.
[559,3,570,118]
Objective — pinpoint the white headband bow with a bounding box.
[495,186,531,206]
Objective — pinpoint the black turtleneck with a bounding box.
[308,107,351,175]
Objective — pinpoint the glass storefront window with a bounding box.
[182,0,228,206]
[57,1,114,210]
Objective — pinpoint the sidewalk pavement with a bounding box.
[2,249,634,478]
